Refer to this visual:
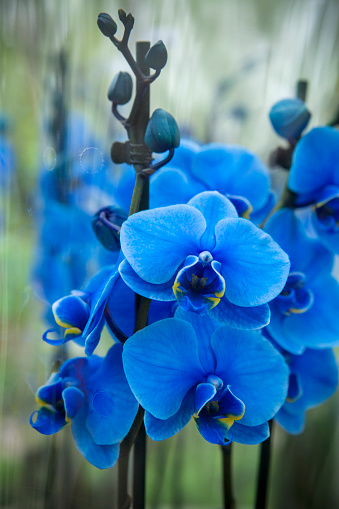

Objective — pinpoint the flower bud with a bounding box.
[144,109,180,153]
[145,41,168,70]
[269,98,311,140]
[92,206,127,251]
[97,13,118,38]
[108,72,133,105]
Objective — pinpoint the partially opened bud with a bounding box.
[145,41,168,70]
[144,109,180,153]
[92,206,127,251]
[97,13,117,38]
[108,72,133,104]
[269,98,311,140]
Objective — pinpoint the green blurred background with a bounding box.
[1,0,339,507]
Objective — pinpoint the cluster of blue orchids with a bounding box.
[32,110,119,326]
[31,15,338,502]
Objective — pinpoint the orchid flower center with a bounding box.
[194,383,246,440]
[315,196,339,232]
[277,272,314,315]
[173,251,225,314]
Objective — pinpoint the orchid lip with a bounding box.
[173,255,225,313]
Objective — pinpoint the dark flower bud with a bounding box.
[144,109,180,153]
[118,9,127,23]
[145,41,168,70]
[108,72,133,105]
[269,98,311,140]
[97,13,117,38]
[92,206,127,251]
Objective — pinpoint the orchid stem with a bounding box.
[116,40,151,509]
[43,434,58,509]
[133,423,147,509]
[134,295,151,333]
[128,173,146,216]
[118,407,145,509]
[221,443,236,509]
[104,305,128,344]
[255,420,274,509]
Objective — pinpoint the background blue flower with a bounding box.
[31,343,138,469]
[265,208,339,354]
[112,139,274,223]
[288,127,339,253]
[269,338,338,434]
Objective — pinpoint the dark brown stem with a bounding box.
[118,407,145,509]
[112,102,127,123]
[116,41,151,509]
[221,443,236,509]
[128,173,146,216]
[133,296,151,333]
[255,420,274,509]
[54,50,68,204]
[296,79,308,102]
[43,435,58,509]
[141,148,175,176]
[108,11,145,82]
[104,305,128,344]
[133,423,147,509]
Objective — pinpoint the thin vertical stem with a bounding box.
[43,434,58,509]
[133,424,146,509]
[296,79,308,102]
[118,407,145,509]
[221,443,236,509]
[54,50,68,205]
[117,41,150,509]
[118,441,133,509]
[255,420,274,509]
[128,173,146,216]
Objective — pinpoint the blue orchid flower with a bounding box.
[119,191,290,330]
[40,111,116,207]
[112,139,275,223]
[44,254,176,354]
[32,201,98,319]
[151,140,275,222]
[43,265,121,355]
[265,208,339,354]
[32,175,119,328]
[288,126,339,252]
[265,335,338,434]
[30,343,138,469]
[122,310,289,445]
